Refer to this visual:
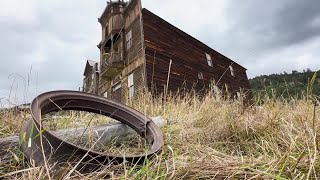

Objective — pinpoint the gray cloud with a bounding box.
[0,0,103,104]
[192,0,320,76]
[0,0,319,105]
[227,0,320,49]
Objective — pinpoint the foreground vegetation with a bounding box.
[0,89,319,179]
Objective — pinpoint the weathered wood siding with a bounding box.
[123,0,143,64]
[121,0,146,101]
[124,17,143,64]
[142,9,250,96]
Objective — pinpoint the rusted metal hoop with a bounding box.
[19,90,163,173]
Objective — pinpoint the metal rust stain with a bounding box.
[19,90,163,173]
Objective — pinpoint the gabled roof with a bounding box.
[88,60,96,67]
[83,60,98,76]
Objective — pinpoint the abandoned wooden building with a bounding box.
[82,60,99,94]
[82,0,250,102]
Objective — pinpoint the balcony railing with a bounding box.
[100,52,124,77]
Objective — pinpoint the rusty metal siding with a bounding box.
[142,9,250,96]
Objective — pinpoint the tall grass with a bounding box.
[0,88,319,179]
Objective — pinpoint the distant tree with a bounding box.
[249,68,319,100]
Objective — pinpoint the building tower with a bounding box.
[98,0,127,99]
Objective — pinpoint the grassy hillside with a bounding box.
[250,70,320,99]
[0,91,319,179]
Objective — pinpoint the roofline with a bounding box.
[142,8,247,71]
[98,0,128,23]
[83,60,98,76]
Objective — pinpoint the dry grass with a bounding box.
[0,90,319,179]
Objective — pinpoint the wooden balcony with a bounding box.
[100,52,124,78]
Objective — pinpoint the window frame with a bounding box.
[205,53,213,67]
[126,30,133,50]
[128,73,134,98]
[229,65,235,77]
[198,72,204,80]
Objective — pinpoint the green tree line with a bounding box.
[249,69,320,99]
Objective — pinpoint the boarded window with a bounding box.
[230,65,234,77]
[128,73,134,98]
[205,53,212,67]
[198,72,203,80]
[126,30,132,50]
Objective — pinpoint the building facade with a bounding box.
[82,60,99,94]
[93,0,250,102]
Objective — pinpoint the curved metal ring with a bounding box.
[19,90,163,173]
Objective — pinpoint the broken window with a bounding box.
[229,65,234,77]
[198,72,204,80]
[128,73,134,98]
[205,53,212,67]
[126,30,132,50]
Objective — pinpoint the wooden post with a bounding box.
[165,59,172,96]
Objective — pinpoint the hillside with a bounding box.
[250,69,320,99]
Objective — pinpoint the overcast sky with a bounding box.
[0,0,320,105]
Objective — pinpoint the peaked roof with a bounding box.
[88,60,96,67]
[83,60,98,76]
